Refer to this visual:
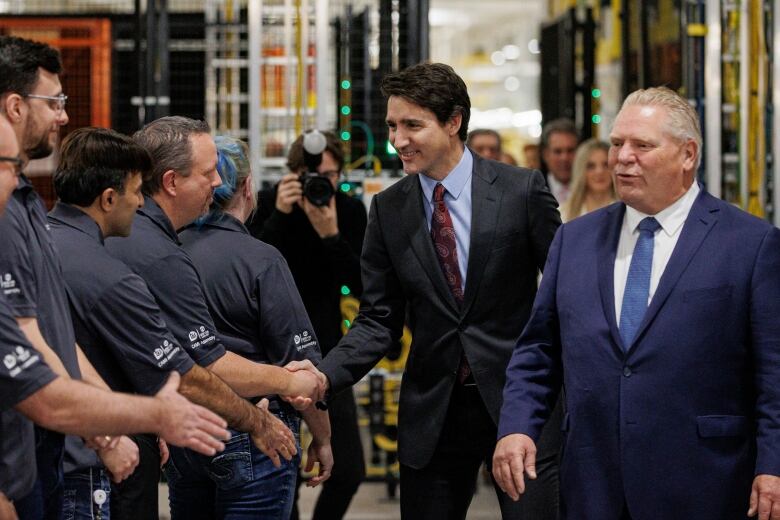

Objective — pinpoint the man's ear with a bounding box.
[161,169,177,197]
[99,188,116,212]
[2,93,25,125]
[447,112,463,138]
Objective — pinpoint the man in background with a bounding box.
[540,118,578,204]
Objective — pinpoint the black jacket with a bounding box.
[317,156,561,468]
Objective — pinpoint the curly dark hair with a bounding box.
[380,62,470,142]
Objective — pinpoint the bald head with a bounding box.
[0,114,21,214]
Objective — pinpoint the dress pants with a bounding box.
[399,384,561,520]
[291,387,365,520]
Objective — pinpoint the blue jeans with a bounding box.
[61,468,111,520]
[166,409,300,520]
[21,427,65,520]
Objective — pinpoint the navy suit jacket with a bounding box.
[499,189,780,520]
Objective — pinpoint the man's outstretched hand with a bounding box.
[154,372,231,456]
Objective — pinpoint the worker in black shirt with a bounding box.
[180,135,332,519]
[246,130,366,520]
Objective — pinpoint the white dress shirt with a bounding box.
[614,182,700,323]
[547,173,570,204]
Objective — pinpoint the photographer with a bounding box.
[247,131,366,520]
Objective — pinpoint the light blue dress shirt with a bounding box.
[418,147,473,290]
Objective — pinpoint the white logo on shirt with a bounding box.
[3,346,39,377]
[153,348,164,360]
[294,330,317,352]
[188,331,198,341]
[1,273,19,295]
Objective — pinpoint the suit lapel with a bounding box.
[597,202,626,355]
[461,159,500,317]
[626,190,720,355]
[400,177,460,312]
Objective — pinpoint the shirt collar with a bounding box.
[15,173,34,195]
[624,181,701,236]
[193,212,249,235]
[48,202,105,244]
[418,147,473,202]
[139,194,181,244]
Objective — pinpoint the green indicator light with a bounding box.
[344,319,351,328]
[341,80,351,90]
[341,131,351,141]
[592,114,602,124]
[341,105,351,115]
[340,285,351,295]
[386,140,397,155]
[592,88,601,98]
[340,183,351,193]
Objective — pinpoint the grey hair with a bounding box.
[620,87,702,170]
[132,116,211,195]
[541,118,578,149]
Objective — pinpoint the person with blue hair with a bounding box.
[179,135,333,519]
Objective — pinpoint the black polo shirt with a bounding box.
[48,202,195,397]
[105,196,226,368]
[0,294,57,500]
[180,213,321,368]
[0,176,98,482]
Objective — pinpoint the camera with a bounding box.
[301,130,335,206]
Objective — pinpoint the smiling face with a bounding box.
[22,68,69,160]
[108,172,144,237]
[583,148,612,196]
[174,132,221,226]
[608,104,697,214]
[543,131,577,184]
[386,95,463,180]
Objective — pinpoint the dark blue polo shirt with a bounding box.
[0,294,57,500]
[105,196,226,368]
[48,202,195,397]
[180,213,321,368]
[0,176,98,483]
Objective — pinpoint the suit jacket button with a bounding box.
[623,366,632,377]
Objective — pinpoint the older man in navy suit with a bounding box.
[493,87,780,520]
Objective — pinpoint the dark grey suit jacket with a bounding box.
[318,153,561,468]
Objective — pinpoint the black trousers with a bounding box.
[291,387,365,520]
[399,384,561,520]
[110,434,160,520]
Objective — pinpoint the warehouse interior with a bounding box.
[2,0,779,518]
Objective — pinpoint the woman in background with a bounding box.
[560,138,616,221]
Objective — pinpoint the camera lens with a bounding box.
[303,175,334,206]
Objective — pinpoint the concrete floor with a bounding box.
[159,478,502,519]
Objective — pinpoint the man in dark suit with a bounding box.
[493,87,780,520]
[314,63,561,519]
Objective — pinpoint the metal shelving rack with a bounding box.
[701,0,778,225]
[205,0,330,187]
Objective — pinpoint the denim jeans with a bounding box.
[61,468,111,520]
[24,427,65,520]
[166,408,300,520]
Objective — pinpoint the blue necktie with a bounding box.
[619,217,661,349]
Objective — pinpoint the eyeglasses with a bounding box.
[0,156,23,176]
[24,93,68,113]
